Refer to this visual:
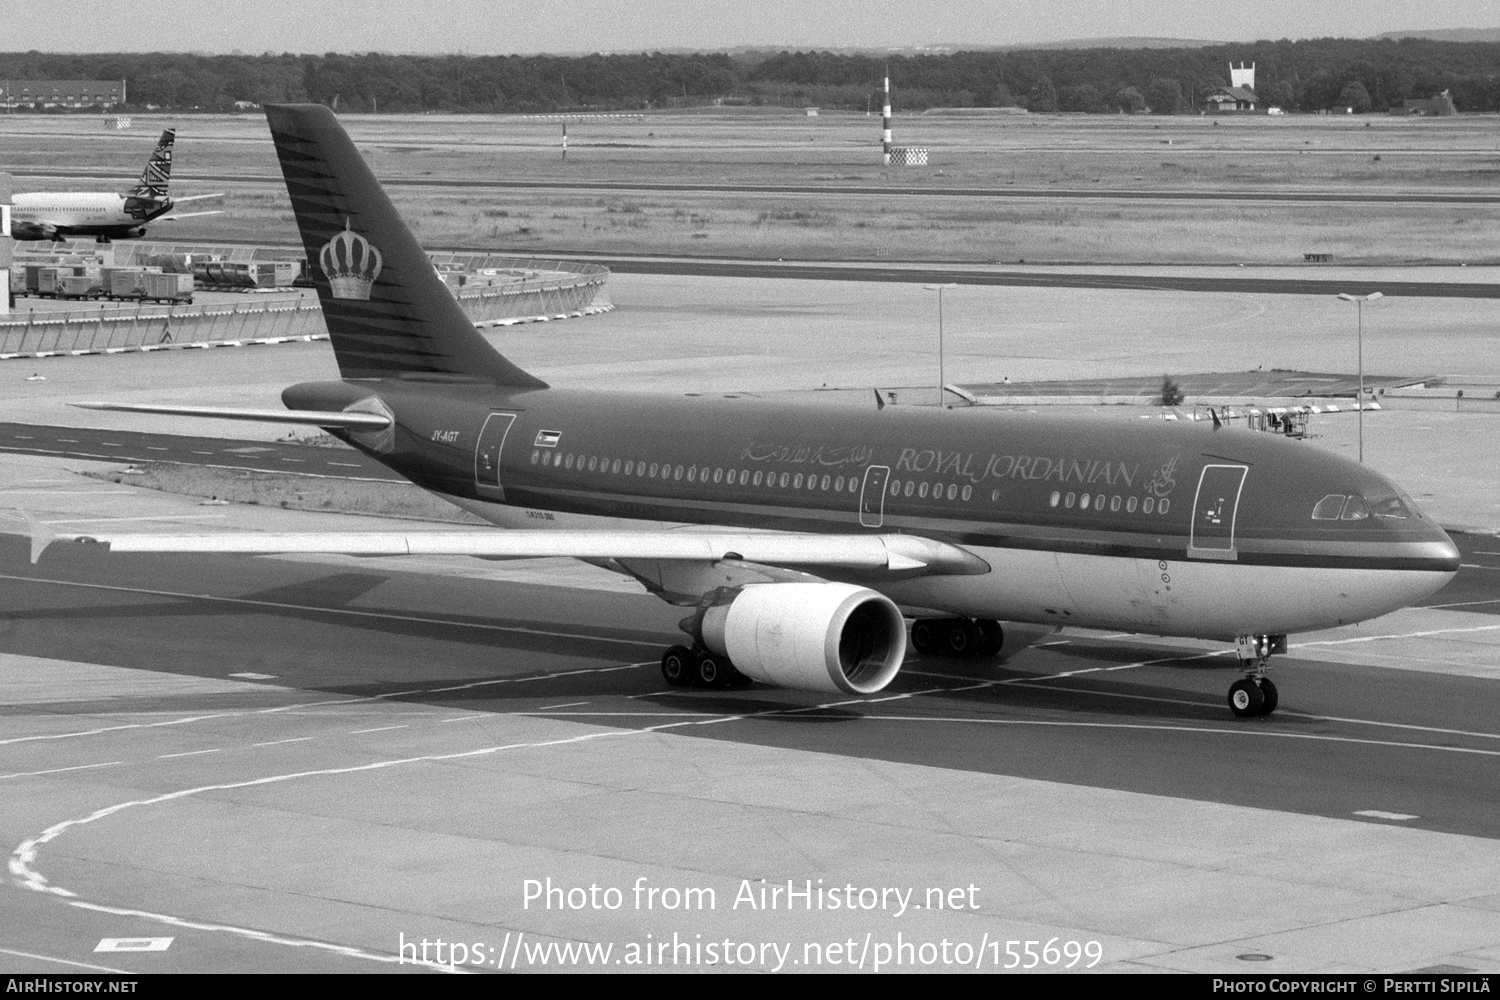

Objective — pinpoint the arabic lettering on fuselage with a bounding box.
[740,442,876,468]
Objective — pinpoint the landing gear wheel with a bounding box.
[660,645,693,687]
[945,621,975,656]
[695,653,733,690]
[910,620,937,655]
[972,619,1004,657]
[1228,678,1266,718]
[1256,677,1279,715]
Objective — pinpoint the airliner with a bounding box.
[8,129,223,242]
[43,104,1461,718]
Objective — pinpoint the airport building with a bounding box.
[0,79,127,109]
[1203,61,1259,113]
[1397,90,1457,116]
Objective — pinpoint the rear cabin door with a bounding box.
[1188,464,1248,560]
[474,412,517,499]
[859,465,890,528]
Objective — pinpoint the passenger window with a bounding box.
[1110,495,1120,512]
[674,465,683,480]
[688,466,697,482]
[821,475,830,490]
[1049,492,1060,507]
[793,473,803,488]
[1080,494,1091,510]
[587,456,598,472]
[904,481,914,497]
[611,459,621,474]
[835,476,845,491]
[753,471,763,486]
[565,454,575,469]
[961,486,972,501]
[1127,496,1137,512]
[1312,494,1345,520]
[1341,496,1370,521]
[649,463,658,476]
[624,460,633,475]
[889,480,900,496]
[946,484,957,500]
[779,472,789,488]
[919,482,929,498]
[531,450,540,464]
[713,468,723,484]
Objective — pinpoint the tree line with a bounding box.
[2,37,1497,114]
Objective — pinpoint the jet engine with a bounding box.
[699,582,907,695]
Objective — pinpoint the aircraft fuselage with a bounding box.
[8,191,169,241]
[287,378,1460,642]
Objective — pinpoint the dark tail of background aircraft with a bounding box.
[125,129,175,198]
[265,104,547,388]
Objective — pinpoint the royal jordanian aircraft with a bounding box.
[43,104,1461,718]
[8,129,223,242]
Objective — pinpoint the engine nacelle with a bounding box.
[700,582,907,695]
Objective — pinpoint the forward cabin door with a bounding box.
[859,465,890,528]
[1187,464,1249,561]
[474,412,518,500]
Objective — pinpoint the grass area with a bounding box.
[5,110,1499,264]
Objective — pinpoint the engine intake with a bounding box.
[700,582,907,695]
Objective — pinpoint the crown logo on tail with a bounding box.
[319,220,384,300]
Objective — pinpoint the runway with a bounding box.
[13,169,1500,205]
[3,509,1500,973]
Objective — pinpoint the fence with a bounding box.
[0,298,326,358]
[4,248,612,358]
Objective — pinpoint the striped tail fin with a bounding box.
[125,129,175,197]
[264,104,547,387]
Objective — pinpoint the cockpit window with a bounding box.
[1311,495,1345,520]
[1368,495,1410,519]
[1340,496,1370,521]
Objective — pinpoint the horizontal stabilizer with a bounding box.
[28,527,990,575]
[171,193,226,204]
[70,401,392,429]
[158,210,224,222]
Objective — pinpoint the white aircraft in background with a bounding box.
[7,129,223,243]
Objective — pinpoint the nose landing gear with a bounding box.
[1228,634,1286,718]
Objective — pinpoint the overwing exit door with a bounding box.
[859,465,890,528]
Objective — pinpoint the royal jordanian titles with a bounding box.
[8,128,222,242]
[44,104,1461,718]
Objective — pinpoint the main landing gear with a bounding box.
[1228,634,1287,718]
[660,644,751,690]
[909,617,1004,659]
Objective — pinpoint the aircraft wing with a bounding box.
[157,210,224,222]
[171,193,226,204]
[28,523,988,576]
[70,402,391,429]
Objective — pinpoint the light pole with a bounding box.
[923,283,957,406]
[1336,291,1383,462]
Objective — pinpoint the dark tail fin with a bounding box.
[264,104,547,387]
[125,129,175,197]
